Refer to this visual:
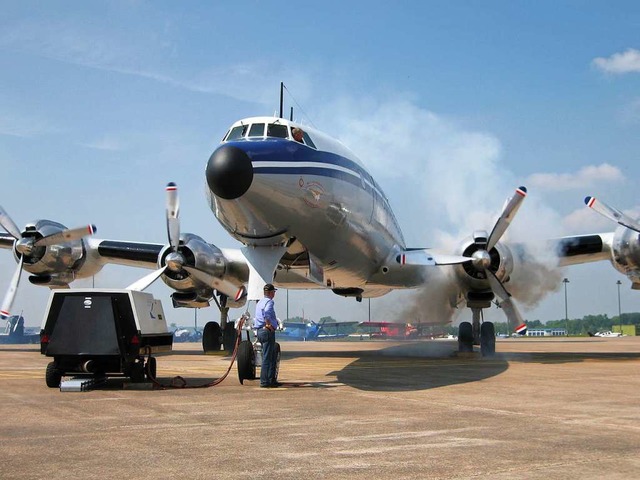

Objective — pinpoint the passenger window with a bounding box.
[267,124,289,138]
[302,131,316,149]
[248,123,265,137]
[225,125,247,141]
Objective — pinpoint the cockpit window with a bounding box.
[302,131,316,149]
[225,125,247,141]
[248,123,265,137]
[267,123,289,138]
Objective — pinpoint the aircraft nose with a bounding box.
[206,145,254,200]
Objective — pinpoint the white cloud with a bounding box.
[0,112,60,138]
[0,20,312,108]
[526,163,624,191]
[592,48,640,74]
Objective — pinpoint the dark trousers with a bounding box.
[257,328,276,386]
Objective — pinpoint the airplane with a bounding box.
[279,319,357,341]
[1,88,637,368]
[587,330,623,338]
[356,321,419,339]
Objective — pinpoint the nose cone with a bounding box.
[206,145,253,200]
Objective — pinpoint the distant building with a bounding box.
[527,328,566,337]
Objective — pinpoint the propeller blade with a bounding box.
[485,270,511,302]
[35,224,97,247]
[183,266,245,300]
[486,186,527,251]
[126,266,166,292]
[0,257,24,319]
[485,270,525,331]
[0,206,22,240]
[585,196,640,234]
[499,297,525,332]
[166,182,180,252]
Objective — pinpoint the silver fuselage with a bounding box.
[205,117,415,292]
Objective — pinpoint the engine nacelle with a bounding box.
[455,236,514,292]
[14,220,88,285]
[159,233,247,308]
[610,226,640,287]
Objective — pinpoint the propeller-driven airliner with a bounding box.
[1,90,637,362]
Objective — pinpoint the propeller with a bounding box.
[468,186,527,331]
[127,183,245,301]
[128,183,182,291]
[0,206,96,318]
[585,196,640,234]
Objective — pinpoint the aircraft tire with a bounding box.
[223,322,237,355]
[45,361,62,388]
[458,321,474,352]
[480,322,496,357]
[202,321,222,354]
[237,340,256,384]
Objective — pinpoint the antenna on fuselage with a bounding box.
[290,107,294,121]
[279,81,284,118]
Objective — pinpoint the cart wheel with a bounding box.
[130,362,145,383]
[202,321,222,354]
[146,356,157,379]
[237,340,256,384]
[45,361,62,388]
[274,342,281,381]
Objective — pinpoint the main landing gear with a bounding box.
[457,307,496,357]
[202,294,238,355]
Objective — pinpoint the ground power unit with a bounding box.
[40,289,173,389]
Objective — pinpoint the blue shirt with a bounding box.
[254,296,277,329]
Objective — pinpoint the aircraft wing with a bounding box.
[553,232,613,267]
[88,238,164,269]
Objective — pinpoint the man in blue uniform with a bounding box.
[254,283,281,388]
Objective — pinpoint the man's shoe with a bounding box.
[270,382,283,387]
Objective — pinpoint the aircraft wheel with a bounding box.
[202,321,222,354]
[223,322,237,355]
[237,340,256,384]
[146,356,157,379]
[274,342,281,381]
[45,361,62,388]
[458,322,474,352]
[480,322,496,357]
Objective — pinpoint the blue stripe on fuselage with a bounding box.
[225,139,388,201]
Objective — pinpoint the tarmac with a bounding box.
[1,336,639,480]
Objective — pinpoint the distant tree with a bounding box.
[319,316,336,323]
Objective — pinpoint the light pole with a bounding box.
[616,280,622,335]
[562,278,570,336]
[286,289,289,321]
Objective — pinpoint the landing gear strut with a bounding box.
[203,293,236,354]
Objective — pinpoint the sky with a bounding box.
[1,1,640,328]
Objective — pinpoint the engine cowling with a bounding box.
[158,233,247,308]
[14,220,90,286]
[455,234,514,293]
[610,226,640,286]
